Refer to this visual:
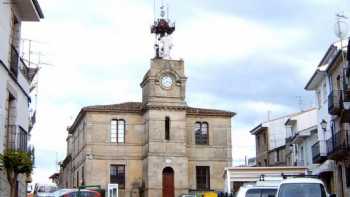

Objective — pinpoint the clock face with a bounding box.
[161,75,173,88]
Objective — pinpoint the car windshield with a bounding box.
[38,186,58,193]
[278,183,326,197]
[64,191,99,197]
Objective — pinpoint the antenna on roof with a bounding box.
[296,96,304,111]
[334,13,350,92]
[335,13,348,41]
[151,0,175,60]
[267,110,271,121]
[334,13,348,64]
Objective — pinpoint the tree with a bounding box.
[0,150,33,197]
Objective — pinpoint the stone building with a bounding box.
[61,58,235,197]
[61,6,235,196]
[0,0,43,196]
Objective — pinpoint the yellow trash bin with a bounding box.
[203,192,217,197]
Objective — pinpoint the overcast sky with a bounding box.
[22,0,350,183]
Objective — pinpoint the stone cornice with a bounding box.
[68,102,235,134]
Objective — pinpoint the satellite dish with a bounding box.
[334,15,349,40]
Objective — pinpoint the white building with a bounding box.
[305,41,350,197]
[0,0,43,196]
[284,108,319,171]
[250,108,318,168]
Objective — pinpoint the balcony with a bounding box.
[6,125,28,152]
[343,90,350,102]
[289,129,313,144]
[13,0,44,21]
[10,45,19,78]
[294,160,305,166]
[326,130,350,160]
[340,90,350,123]
[285,136,293,144]
[328,90,342,115]
[9,45,38,83]
[312,141,327,164]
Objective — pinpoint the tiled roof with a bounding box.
[186,106,235,117]
[84,102,142,113]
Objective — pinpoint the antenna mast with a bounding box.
[296,96,303,111]
[335,13,348,65]
[151,0,175,60]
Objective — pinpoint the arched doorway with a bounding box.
[162,167,174,197]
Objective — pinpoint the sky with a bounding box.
[21,0,350,183]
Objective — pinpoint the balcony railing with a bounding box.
[328,90,342,115]
[19,59,38,83]
[312,141,320,162]
[6,125,28,152]
[312,141,327,164]
[9,45,38,82]
[10,45,19,77]
[343,90,350,102]
[294,160,305,166]
[327,130,350,160]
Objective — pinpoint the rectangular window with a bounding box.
[76,170,79,187]
[18,127,27,151]
[195,122,209,145]
[111,120,125,143]
[82,166,85,186]
[110,165,125,188]
[196,166,210,190]
[346,167,350,188]
[165,117,170,140]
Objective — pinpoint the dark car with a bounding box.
[60,190,102,197]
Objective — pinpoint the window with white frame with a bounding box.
[111,119,125,143]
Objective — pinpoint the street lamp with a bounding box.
[321,119,327,132]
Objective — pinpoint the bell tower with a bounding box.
[140,2,187,107]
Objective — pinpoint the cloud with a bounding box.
[173,10,309,64]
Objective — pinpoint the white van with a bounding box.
[236,185,277,197]
[275,178,336,197]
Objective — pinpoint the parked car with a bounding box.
[34,184,58,197]
[236,185,277,197]
[49,189,75,197]
[181,195,196,197]
[276,178,336,197]
[56,189,102,197]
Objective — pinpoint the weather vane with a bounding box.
[151,0,175,59]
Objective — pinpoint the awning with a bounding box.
[312,160,335,175]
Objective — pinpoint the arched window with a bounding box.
[111,119,125,143]
[195,122,209,145]
[165,116,170,140]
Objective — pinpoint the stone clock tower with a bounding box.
[139,5,190,197]
[140,58,187,107]
[140,58,189,197]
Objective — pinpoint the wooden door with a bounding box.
[162,167,174,197]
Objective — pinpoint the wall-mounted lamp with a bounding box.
[320,119,327,132]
